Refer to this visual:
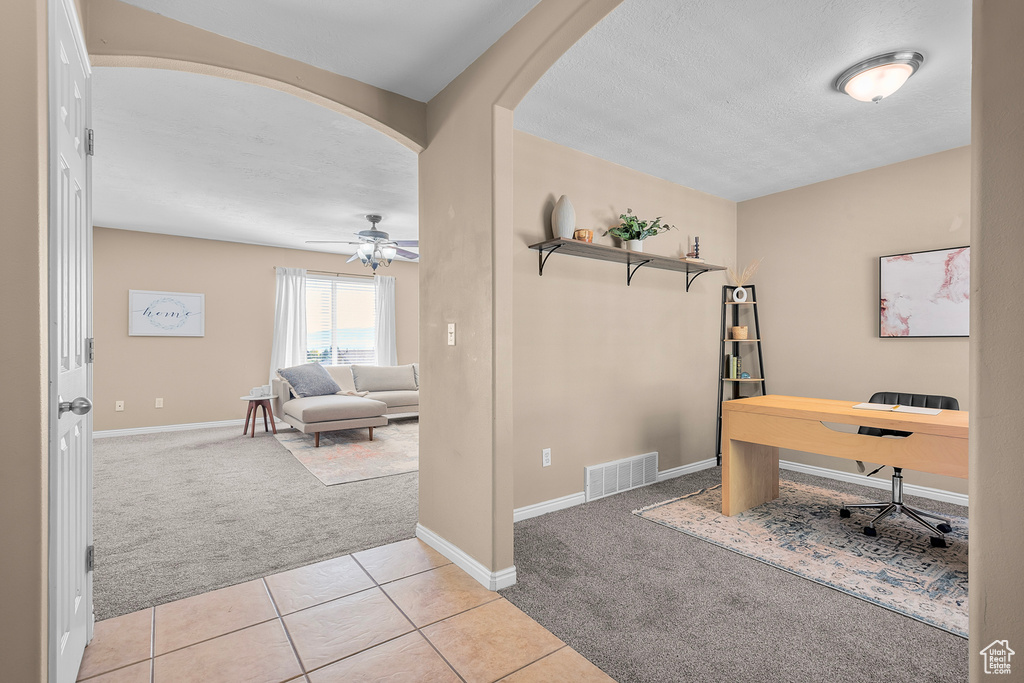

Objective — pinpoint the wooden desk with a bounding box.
[721,395,969,516]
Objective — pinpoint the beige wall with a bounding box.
[418,0,622,574]
[737,147,971,495]
[418,92,508,571]
[92,228,418,430]
[1,0,48,680]
[971,1,1024,677]
[512,132,736,508]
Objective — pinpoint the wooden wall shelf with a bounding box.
[528,238,725,290]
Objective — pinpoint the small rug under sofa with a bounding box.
[634,480,968,637]
[275,419,418,485]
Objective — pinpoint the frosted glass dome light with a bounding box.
[835,51,924,103]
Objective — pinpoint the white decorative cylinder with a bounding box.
[551,195,576,239]
[626,239,644,252]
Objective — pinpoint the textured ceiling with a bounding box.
[94,1,971,252]
[117,0,541,102]
[92,67,418,254]
[515,0,972,201]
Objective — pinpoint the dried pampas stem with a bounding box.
[727,257,763,287]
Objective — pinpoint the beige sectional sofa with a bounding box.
[272,363,418,447]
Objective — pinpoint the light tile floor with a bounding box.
[78,538,615,683]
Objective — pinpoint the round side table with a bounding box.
[241,395,278,437]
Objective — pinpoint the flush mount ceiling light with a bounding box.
[834,51,924,103]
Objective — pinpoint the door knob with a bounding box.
[59,396,93,417]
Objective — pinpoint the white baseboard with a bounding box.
[780,459,969,507]
[415,524,516,591]
[94,418,285,439]
[512,457,718,523]
[513,492,586,522]
[657,457,718,482]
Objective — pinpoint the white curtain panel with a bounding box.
[374,274,397,366]
[269,267,308,382]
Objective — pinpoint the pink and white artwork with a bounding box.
[879,247,969,337]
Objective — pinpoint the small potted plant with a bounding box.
[605,208,675,252]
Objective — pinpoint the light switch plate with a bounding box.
[447,323,456,346]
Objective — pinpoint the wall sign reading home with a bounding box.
[129,290,205,337]
[879,246,969,338]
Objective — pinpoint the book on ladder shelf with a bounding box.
[724,354,742,379]
[716,284,767,464]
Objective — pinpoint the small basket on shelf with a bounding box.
[731,326,748,340]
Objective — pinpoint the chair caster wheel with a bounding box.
[839,508,851,518]
[863,526,877,537]
[937,523,953,534]
[930,536,948,548]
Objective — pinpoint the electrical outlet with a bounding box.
[542,448,551,467]
[115,401,125,412]
[155,398,163,408]
[447,322,456,346]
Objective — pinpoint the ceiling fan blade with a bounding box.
[346,253,360,263]
[305,240,362,244]
[393,240,419,247]
[394,248,419,260]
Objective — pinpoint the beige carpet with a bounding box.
[502,467,968,683]
[274,419,418,485]
[92,425,417,620]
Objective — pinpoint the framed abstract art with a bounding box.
[879,246,969,338]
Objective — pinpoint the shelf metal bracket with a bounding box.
[537,243,564,276]
[685,268,709,292]
[626,258,652,286]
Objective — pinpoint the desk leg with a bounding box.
[243,401,253,435]
[722,438,779,516]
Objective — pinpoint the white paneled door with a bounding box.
[49,0,93,681]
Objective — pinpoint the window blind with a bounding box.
[305,275,377,365]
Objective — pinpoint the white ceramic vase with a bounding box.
[732,286,748,303]
[551,195,576,239]
[626,239,644,252]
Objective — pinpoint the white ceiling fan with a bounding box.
[306,214,419,270]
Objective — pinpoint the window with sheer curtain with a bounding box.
[305,275,376,365]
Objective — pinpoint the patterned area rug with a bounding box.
[275,419,418,486]
[634,481,968,637]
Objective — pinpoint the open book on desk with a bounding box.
[852,402,942,415]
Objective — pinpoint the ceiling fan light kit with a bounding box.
[306,213,419,270]
[357,245,391,269]
[834,51,924,103]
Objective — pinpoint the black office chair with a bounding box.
[839,392,958,547]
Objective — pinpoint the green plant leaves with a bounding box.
[605,209,676,240]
